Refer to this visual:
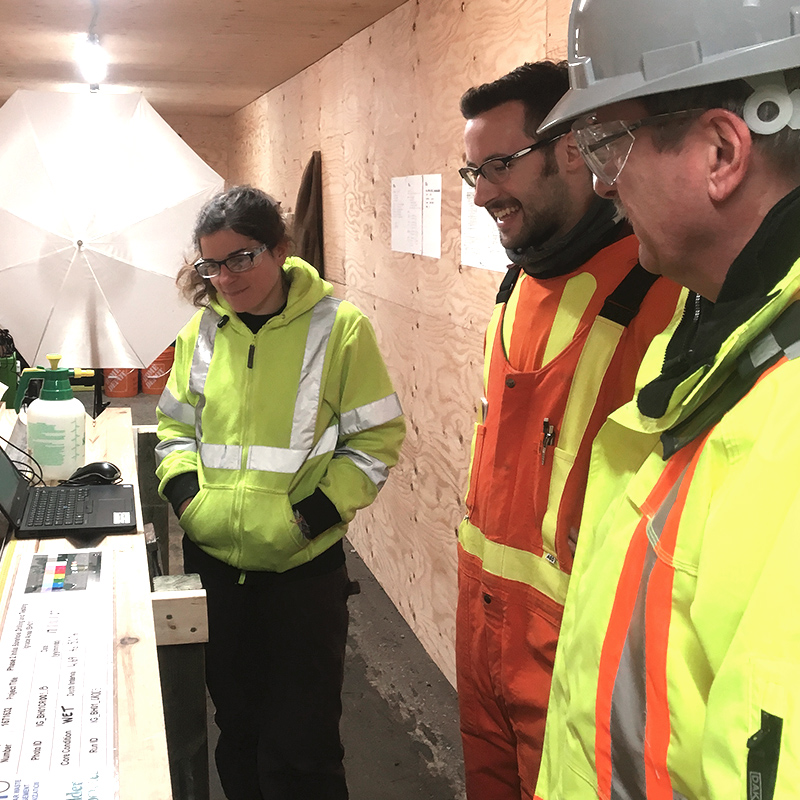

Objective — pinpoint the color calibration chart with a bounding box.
[0,550,114,799]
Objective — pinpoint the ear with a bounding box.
[558,131,588,174]
[701,109,752,203]
[272,240,290,265]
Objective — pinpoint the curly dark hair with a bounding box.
[177,185,291,307]
[460,61,570,139]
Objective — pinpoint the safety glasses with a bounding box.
[194,244,268,279]
[458,134,565,188]
[572,109,703,185]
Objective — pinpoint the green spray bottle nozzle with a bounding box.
[14,354,95,412]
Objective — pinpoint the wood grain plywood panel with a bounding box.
[546,0,572,59]
[344,287,485,680]
[265,68,324,208]
[229,95,271,186]
[454,0,550,88]
[318,48,347,287]
[340,7,418,305]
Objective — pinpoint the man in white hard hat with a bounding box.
[532,2,800,799]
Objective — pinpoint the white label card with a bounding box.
[0,550,114,799]
[460,182,509,272]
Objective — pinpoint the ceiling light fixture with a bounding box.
[75,0,108,91]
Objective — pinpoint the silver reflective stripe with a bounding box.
[291,297,341,451]
[785,339,800,360]
[340,393,403,435]
[747,329,781,369]
[248,425,339,474]
[157,387,195,427]
[608,526,661,799]
[154,436,197,465]
[200,442,243,470]
[609,466,690,799]
[335,446,390,489]
[190,308,221,441]
[248,445,307,474]
[310,425,340,460]
[191,308,220,397]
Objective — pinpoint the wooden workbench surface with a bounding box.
[0,407,172,800]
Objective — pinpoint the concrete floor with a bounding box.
[100,389,466,800]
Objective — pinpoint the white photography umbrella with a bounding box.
[0,89,224,369]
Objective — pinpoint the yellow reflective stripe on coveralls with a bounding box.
[541,314,624,552]
[459,519,570,605]
[483,306,502,393]
[540,272,597,367]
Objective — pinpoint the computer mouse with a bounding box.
[65,461,122,485]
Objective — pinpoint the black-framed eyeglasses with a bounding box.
[458,134,564,188]
[193,244,268,279]
[572,109,704,185]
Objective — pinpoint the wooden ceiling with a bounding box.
[0,0,408,117]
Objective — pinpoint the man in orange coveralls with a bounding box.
[455,61,684,800]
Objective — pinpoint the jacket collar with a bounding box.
[506,196,629,279]
[208,256,331,328]
[637,185,800,423]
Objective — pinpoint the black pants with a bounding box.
[183,537,350,800]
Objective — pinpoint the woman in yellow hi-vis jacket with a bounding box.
[155,186,405,800]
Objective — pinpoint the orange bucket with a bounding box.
[141,346,175,395]
[104,368,139,398]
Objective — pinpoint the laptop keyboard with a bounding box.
[26,487,90,528]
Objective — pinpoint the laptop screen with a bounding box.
[0,446,31,528]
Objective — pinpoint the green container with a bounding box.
[0,354,16,406]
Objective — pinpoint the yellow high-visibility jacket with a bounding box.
[537,195,800,800]
[155,257,405,572]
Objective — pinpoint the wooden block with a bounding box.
[153,574,203,592]
[151,589,208,646]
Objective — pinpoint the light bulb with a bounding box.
[75,34,108,85]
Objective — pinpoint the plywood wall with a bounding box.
[228,0,570,685]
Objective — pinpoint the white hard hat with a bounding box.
[539,0,800,133]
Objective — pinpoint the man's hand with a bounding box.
[568,526,579,557]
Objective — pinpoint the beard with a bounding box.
[513,213,564,251]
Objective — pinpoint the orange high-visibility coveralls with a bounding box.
[456,233,683,800]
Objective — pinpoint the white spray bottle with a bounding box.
[15,354,93,482]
